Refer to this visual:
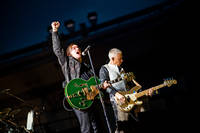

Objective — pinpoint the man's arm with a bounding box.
[132,78,142,92]
[99,66,129,104]
[51,21,66,65]
[99,66,117,95]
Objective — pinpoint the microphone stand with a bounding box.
[4,91,34,109]
[5,92,26,103]
[86,50,112,133]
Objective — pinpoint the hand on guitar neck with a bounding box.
[145,88,154,96]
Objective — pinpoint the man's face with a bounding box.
[70,45,82,60]
[113,53,123,66]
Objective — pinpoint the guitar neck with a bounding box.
[98,77,123,88]
[135,84,166,98]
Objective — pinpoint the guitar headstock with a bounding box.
[163,78,177,87]
[121,72,135,82]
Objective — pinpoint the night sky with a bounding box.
[0,0,167,55]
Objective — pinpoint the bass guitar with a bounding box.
[116,78,177,112]
[65,72,134,110]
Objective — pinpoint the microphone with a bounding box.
[82,45,91,56]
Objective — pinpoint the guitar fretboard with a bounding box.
[135,84,166,98]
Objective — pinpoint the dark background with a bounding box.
[0,0,169,55]
[0,0,197,133]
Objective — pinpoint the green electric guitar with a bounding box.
[64,72,134,110]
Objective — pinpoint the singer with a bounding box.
[51,21,110,133]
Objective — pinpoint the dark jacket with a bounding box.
[52,32,93,86]
[99,66,118,95]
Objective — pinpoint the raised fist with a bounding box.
[51,21,60,32]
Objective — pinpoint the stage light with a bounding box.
[87,12,97,26]
[64,19,75,33]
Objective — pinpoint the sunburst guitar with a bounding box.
[116,78,177,112]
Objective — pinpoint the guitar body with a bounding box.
[65,77,101,110]
[64,72,135,110]
[117,88,141,112]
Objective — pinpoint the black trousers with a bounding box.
[73,107,98,133]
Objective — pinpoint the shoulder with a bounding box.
[100,64,108,70]
[99,65,109,74]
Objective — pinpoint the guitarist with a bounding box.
[51,21,110,133]
[99,48,153,133]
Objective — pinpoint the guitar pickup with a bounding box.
[79,101,86,106]
[126,96,130,102]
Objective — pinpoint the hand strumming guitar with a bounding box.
[114,92,126,104]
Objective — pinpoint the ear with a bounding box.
[112,57,114,61]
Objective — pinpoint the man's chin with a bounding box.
[77,54,81,58]
[74,55,81,59]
